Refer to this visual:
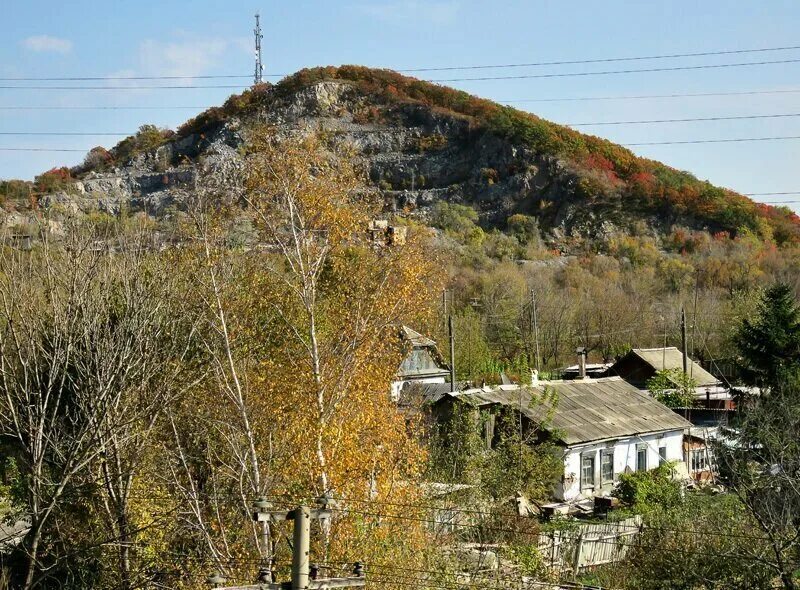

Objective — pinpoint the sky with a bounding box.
[1,0,800,211]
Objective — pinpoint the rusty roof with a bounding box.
[441,377,691,446]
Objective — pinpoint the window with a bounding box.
[636,444,648,472]
[690,449,709,472]
[581,453,596,490]
[601,450,614,485]
[659,446,667,464]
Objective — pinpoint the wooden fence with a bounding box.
[536,515,642,572]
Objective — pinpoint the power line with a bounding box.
[0,132,134,136]
[7,134,800,153]
[0,84,244,90]
[5,42,800,81]
[5,87,800,110]
[0,75,253,81]
[11,110,800,134]
[429,57,800,82]
[0,147,88,152]
[746,191,800,195]
[396,43,800,72]
[0,106,208,110]
[625,135,800,146]
[5,57,800,90]
[502,88,800,103]
[567,112,800,126]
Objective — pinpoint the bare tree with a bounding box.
[0,223,195,589]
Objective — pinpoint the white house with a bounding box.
[390,326,451,402]
[434,376,691,503]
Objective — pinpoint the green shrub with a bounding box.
[647,368,697,408]
[614,462,682,513]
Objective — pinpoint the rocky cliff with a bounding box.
[22,66,800,247]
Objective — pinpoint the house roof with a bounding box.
[439,377,691,446]
[627,347,720,387]
[400,325,437,348]
[402,381,465,403]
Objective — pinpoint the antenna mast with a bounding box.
[253,13,264,85]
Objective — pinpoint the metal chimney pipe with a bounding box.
[576,347,587,379]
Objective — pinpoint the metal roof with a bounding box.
[441,377,691,446]
[629,347,720,387]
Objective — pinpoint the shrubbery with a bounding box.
[34,167,73,193]
[614,462,682,512]
[110,125,174,164]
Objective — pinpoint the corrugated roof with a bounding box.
[631,347,720,387]
[443,377,691,446]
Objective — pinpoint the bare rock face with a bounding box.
[33,80,622,241]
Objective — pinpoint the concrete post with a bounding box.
[292,506,311,590]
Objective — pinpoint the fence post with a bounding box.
[572,531,584,579]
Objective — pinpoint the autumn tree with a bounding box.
[162,128,444,584]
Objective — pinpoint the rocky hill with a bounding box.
[10,66,800,247]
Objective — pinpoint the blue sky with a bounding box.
[2,0,800,210]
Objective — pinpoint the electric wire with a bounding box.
[397,43,800,71]
[502,88,800,103]
[8,110,800,134]
[5,41,800,81]
[427,57,800,83]
[566,112,800,126]
[8,134,800,152]
[4,56,800,90]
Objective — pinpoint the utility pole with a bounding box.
[529,288,541,373]
[680,306,688,377]
[681,306,690,421]
[449,314,456,392]
[253,13,264,85]
[442,289,448,336]
[209,498,365,590]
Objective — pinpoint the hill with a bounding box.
[6,65,800,247]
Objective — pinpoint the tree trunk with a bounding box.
[118,510,132,590]
[23,523,42,590]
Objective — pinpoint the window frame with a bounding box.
[580,452,596,491]
[636,444,648,472]
[658,445,668,464]
[600,449,614,486]
[690,449,708,472]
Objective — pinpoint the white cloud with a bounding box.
[137,36,229,79]
[21,35,73,54]
[357,1,459,24]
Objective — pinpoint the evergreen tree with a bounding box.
[734,283,800,387]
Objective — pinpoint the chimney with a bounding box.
[576,347,587,379]
[530,369,539,387]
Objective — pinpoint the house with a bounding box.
[433,376,691,503]
[607,347,721,390]
[607,347,740,425]
[391,326,451,402]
